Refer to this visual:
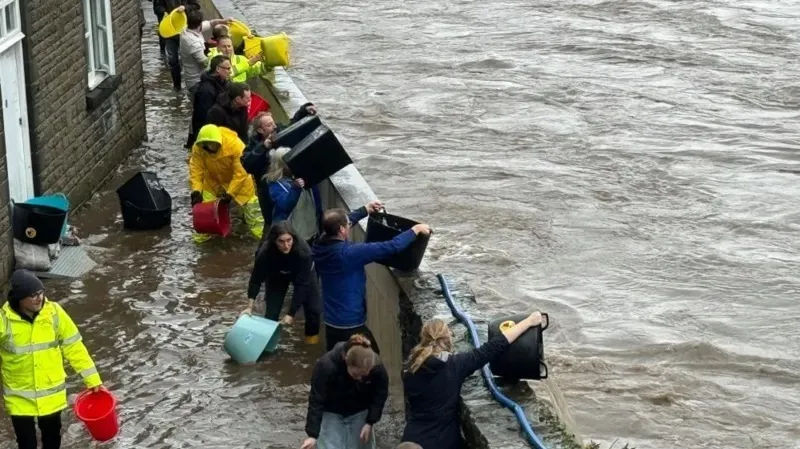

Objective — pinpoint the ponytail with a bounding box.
[406,319,452,374]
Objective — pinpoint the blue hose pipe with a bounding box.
[436,274,548,449]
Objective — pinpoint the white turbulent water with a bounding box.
[233,0,800,447]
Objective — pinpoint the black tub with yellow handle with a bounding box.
[487,312,549,381]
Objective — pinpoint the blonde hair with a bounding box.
[263,147,292,183]
[344,334,378,371]
[406,319,452,374]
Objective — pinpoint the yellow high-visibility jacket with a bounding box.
[0,300,102,417]
[189,125,256,206]
[206,49,265,83]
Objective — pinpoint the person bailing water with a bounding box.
[243,221,321,344]
[303,334,388,449]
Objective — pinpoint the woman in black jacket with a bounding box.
[243,222,320,344]
[401,312,544,449]
[303,334,388,449]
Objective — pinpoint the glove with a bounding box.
[190,191,203,206]
[219,193,233,205]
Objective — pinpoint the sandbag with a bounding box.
[14,239,52,271]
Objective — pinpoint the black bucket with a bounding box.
[487,313,549,381]
[284,124,353,188]
[273,115,322,149]
[116,171,172,230]
[365,211,429,272]
[12,203,68,245]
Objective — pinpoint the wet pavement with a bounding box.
[0,5,401,448]
[233,0,800,448]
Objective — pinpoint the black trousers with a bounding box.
[11,412,62,449]
[263,277,321,337]
[325,324,380,355]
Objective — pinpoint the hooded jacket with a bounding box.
[268,178,303,222]
[401,336,511,449]
[305,341,389,439]
[312,208,418,328]
[189,125,256,205]
[247,237,319,317]
[190,72,230,146]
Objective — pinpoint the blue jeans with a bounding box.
[164,36,181,90]
[318,410,376,449]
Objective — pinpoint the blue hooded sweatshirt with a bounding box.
[312,207,418,328]
[269,178,304,222]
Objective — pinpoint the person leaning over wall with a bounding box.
[0,270,106,449]
[400,312,544,449]
[303,334,387,449]
[206,36,264,83]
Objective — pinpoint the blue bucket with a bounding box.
[24,194,70,237]
[223,315,281,364]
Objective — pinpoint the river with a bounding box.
[231,0,800,448]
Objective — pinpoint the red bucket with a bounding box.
[74,388,119,442]
[247,92,271,121]
[192,199,231,237]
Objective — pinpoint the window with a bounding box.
[0,0,21,39]
[83,0,115,90]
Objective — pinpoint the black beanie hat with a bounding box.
[8,269,45,304]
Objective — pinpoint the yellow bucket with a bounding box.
[229,19,252,47]
[158,10,187,38]
[260,33,291,67]
[243,36,262,59]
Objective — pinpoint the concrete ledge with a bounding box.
[198,0,583,447]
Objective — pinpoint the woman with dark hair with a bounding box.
[243,222,321,344]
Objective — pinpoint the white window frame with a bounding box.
[83,0,115,90]
[0,0,23,49]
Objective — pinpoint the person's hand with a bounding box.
[190,191,203,206]
[294,178,305,188]
[176,5,186,12]
[305,104,318,115]
[359,424,372,443]
[365,200,383,214]
[301,437,316,449]
[241,306,253,316]
[88,385,103,394]
[219,193,233,205]
[223,17,234,24]
[281,315,294,326]
[411,224,431,236]
[248,55,262,65]
[524,311,542,328]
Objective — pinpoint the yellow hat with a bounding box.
[195,125,222,146]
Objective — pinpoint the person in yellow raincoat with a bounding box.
[0,269,104,449]
[206,35,264,83]
[189,124,264,243]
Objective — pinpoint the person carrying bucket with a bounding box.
[189,124,264,243]
[400,312,543,449]
[303,334,387,449]
[312,202,431,354]
[242,222,321,344]
[241,104,320,233]
[264,147,323,245]
[206,36,264,83]
[0,270,105,449]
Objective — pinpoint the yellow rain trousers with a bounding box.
[189,125,264,243]
[206,49,266,83]
[0,301,102,417]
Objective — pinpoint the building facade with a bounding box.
[0,0,147,283]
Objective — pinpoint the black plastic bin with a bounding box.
[116,171,172,230]
[487,313,549,381]
[365,211,430,272]
[12,203,67,245]
[273,115,322,149]
[284,124,353,188]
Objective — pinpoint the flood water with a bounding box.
[230,0,800,448]
[0,5,400,448]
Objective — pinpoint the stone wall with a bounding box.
[21,0,147,204]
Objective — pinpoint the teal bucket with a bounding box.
[24,194,70,237]
[223,315,281,364]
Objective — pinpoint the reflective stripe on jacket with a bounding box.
[0,300,102,417]
[206,49,264,83]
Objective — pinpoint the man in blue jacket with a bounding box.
[312,200,431,354]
